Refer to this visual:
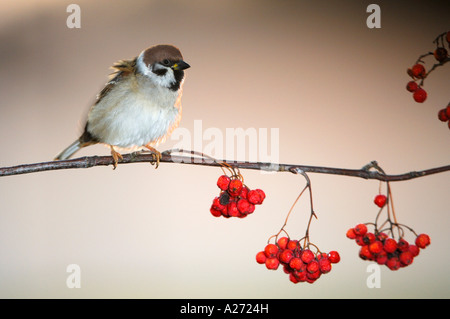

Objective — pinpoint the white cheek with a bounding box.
[136,53,175,88]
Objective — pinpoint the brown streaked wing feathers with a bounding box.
[94,58,137,105]
[81,58,137,144]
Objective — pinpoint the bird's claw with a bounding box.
[110,146,123,170]
[145,145,161,169]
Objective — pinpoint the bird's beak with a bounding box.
[172,60,190,70]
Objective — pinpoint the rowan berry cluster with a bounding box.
[256,237,340,284]
[406,65,427,103]
[406,31,449,129]
[346,223,430,270]
[210,174,265,218]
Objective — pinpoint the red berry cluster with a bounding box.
[407,31,449,129]
[406,64,428,103]
[346,224,430,270]
[256,237,340,284]
[210,175,265,218]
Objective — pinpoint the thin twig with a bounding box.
[0,150,449,181]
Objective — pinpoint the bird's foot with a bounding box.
[144,145,161,169]
[110,146,123,169]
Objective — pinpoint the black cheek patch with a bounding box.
[153,68,168,76]
[169,70,184,91]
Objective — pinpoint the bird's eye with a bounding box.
[162,59,170,66]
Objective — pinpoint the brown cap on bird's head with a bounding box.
[142,45,189,70]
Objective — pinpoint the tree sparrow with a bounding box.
[54,44,190,168]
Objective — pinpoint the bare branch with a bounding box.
[0,149,449,182]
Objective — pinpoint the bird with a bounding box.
[54,44,190,169]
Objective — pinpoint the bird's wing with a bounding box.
[94,58,137,105]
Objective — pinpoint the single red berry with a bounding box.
[238,186,249,199]
[438,109,449,122]
[294,266,307,282]
[216,175,231,191]
[415,234,431,249]
[228,179,243,197]
[383,238,397,253]
[411,63,426,79]
[363,232,376,245]
[355,235,365,246]
[328,251,340,263]
[306,270,321,282]
[359,245,374,260]
[399,251,414,266]
[211,196,226,211]
[354,224,368,236]
[397,238,410,252]
[446,104,450,117]
[265,257,280,270]
[256,251,267,264]
[369,241,384,254]
[236,198,251,214]
[289,273,300,284]
[346,228,357,239]
[406,81,418,92]
[386,256,401,270]
[413,88,427,103]
[408,245,420,257]
[255,189,266,203]
[220,206,230,218]
[301,249,315,264]
[277,237,289,250]
[318,258,332,273]
[316,252,328,260]
[279,249,294,264]
[210,207,223,217]
[247,189,263,205]
[376,250,388,265]
[287,239,299,251]
[374,194,387,208]
[264,243,279,257]
[306,260,320,274]
[227,201,240,217]
[434,47,448,62]
[289,257,304,271]
[247,203,255,214]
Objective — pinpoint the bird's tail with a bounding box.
[54,140,82,161]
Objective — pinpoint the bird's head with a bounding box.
[137,44,190,91]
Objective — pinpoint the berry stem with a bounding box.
[268,228,290,244]
[415,52,433,65]
[274,183,309,240]
[417,59,449,87]
[369,165,406,241]
[433,31,448,47]
[292,168,317,247]
[271,168,317,246]
[387,182,399,225]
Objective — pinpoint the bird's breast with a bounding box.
[87,77,182,148]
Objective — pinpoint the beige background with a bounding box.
[0,0,449,298]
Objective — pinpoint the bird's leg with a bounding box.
[144,144,161,168]
[110,145,123,169]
